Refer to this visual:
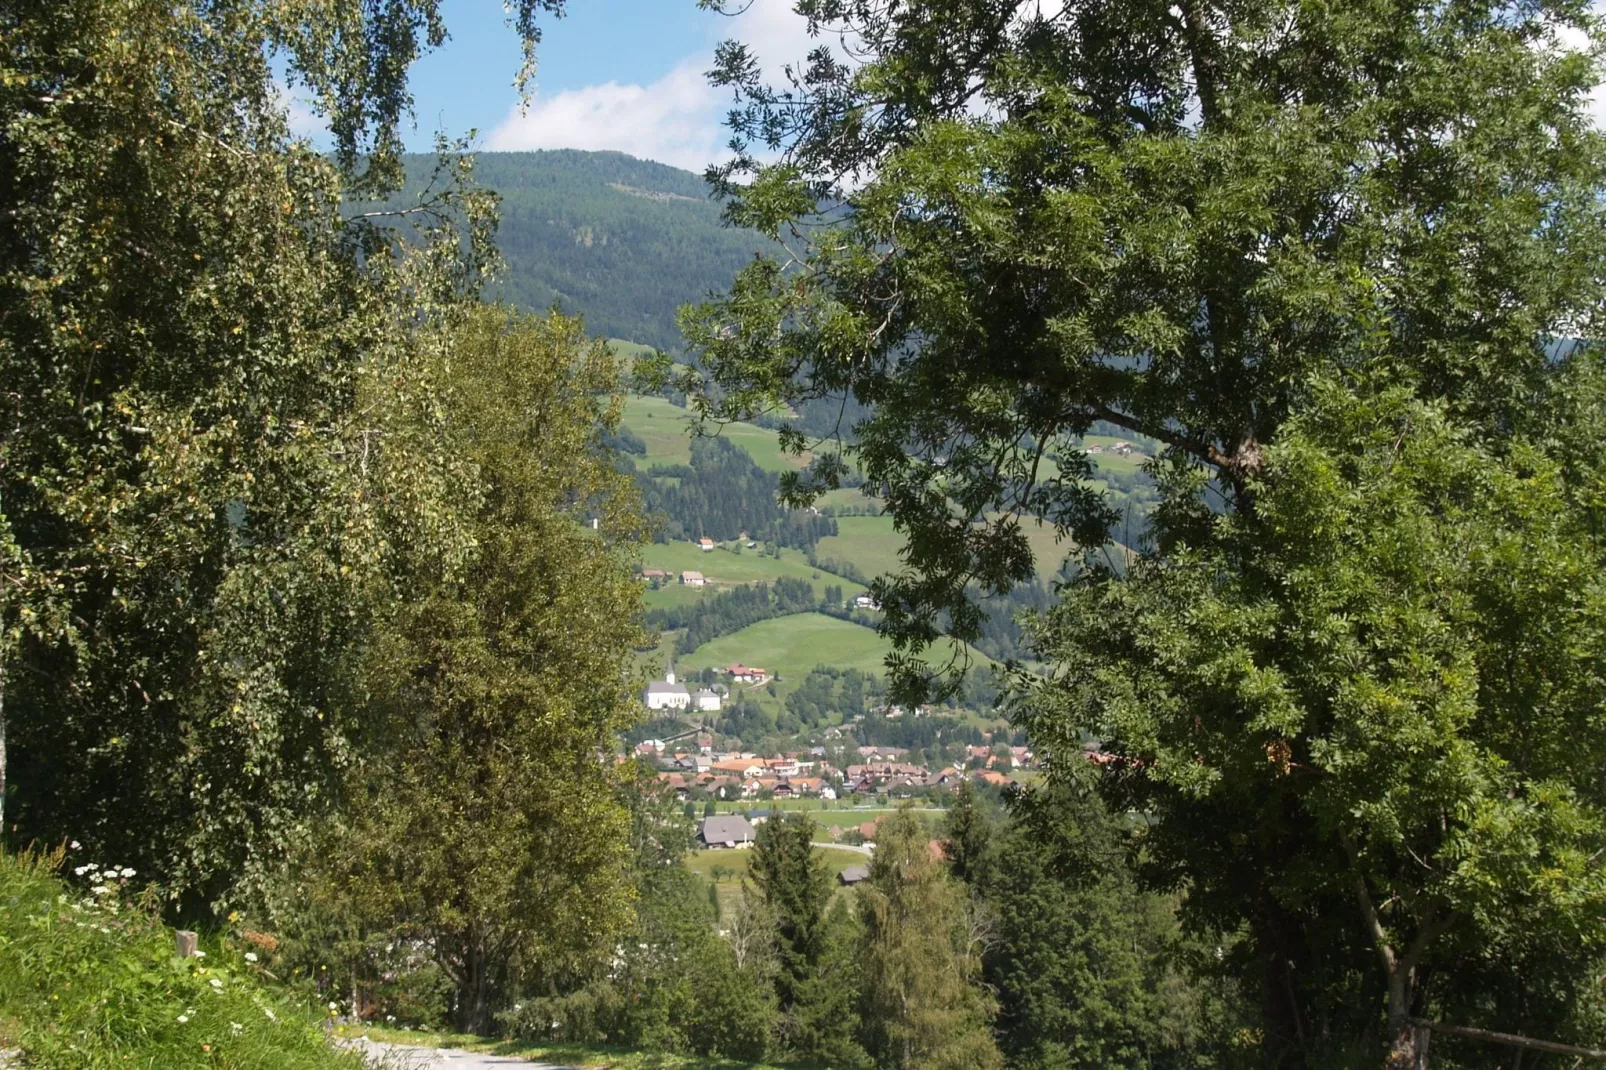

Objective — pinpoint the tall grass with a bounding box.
[0,849,360,1069]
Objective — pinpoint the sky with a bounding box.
[335,0,826,173]
[284,1,1606,174]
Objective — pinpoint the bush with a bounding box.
[0,850,357,1069]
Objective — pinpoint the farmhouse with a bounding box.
[693,688,722,712]
[698,537,715,551]
[680,570,706,587]
[725,663,768,683]
[697,814,755,849]
[838,864,870,886]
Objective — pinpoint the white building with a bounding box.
[681,570,706,587]
[644,667,690,711]
[693,688,722,712]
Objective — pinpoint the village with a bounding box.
[636,666,1033,802]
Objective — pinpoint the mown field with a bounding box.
[620,395,810,474]
[814,514,1079,585]
[639,542,866,607]
[685,844,872,917]
[673,612,996,713]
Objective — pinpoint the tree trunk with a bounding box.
[1386,1015,1432,1069]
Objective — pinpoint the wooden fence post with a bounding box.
[175,930,198,959]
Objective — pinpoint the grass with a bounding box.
[811,516,907,582]
[683,846,871,918]
[813,514,1082,584]
[620,396,810,475]
[0,850,359,1069]
[675,613,898,697]
[640,543,865,602]
[350,1023,789,1069]
[674,612,994,712]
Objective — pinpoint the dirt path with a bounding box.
[347,1035,579,1069]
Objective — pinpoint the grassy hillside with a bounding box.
[814,514,1079,585]
[0,851,355,1069]
[622,395,810,475]
[674,612,994,711]
[685,845,870,917]
[640,543,864,605]
[675,613,901,688]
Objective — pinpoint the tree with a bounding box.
[681,0,1606,1062]
[749,811,869,1062]
[939,780,995,889]
[1026,380,1606,1063]
[0,0,570,905]
[859,808,1002,1069]
[986,782,1249,1068]
[283,309,647,1033]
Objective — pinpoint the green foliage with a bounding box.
[632,436,839,550]
[985,786,1251,1069]
[859,809,1002,1070]
[0,850,357,1069]
[502,780,776,1063]
[268,308,647,1034]
[1027,379,1606,1056]
[683,0,1606,701]
[0,0,547,905]
[652,577,819,656]
[685,0,1606,1062]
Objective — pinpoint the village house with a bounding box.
[697,814,755,849]
[725,663,768,683]
[838,864,870,886]
[693,687,722,712]
[698,537,715,551]
[852,593,880,611]
[641,568,668,583]
[680,570,706,587]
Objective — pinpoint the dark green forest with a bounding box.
[412,150,772,350]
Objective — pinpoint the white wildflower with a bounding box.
[177,1014,190,1024]
[90,885,111,896]
[327,1001,338,1011]
[69,840,81,850]
[73,865,91,876]
[229,1022,243,1035]
[209,978,223,989]
[263,1008,278,1022]
[119,867,136,878]
[243,952,258,963]
[193,950,206,958]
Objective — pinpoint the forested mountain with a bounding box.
[415,151,771,350]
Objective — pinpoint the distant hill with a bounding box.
[454,150,770,350]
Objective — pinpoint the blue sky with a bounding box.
[358,0,822,172]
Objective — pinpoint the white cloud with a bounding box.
[486,58,724,171]
[487,0,833,171]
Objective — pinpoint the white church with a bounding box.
[643,665,721,713]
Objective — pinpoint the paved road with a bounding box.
[347,1036,579,1069]
[813,841,873,855]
